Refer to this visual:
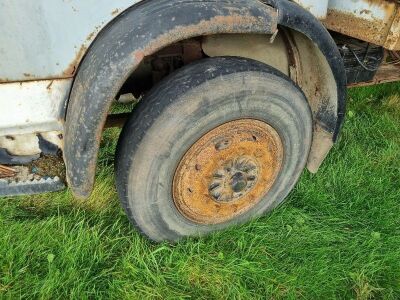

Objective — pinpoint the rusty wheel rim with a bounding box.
[172,119,283,225]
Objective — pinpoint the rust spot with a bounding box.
[62,32,102,76]
[0,165,16,179]
[134,52,145,62]
[86,31,96,42]
[360,9,372,15]
[46,80,54,90]
[111,8,120,16]
[63,45,88,77]
[385,8,400,50]
[182,39,203,64]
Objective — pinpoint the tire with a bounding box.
[115,57,312,242]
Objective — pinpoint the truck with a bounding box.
[1,0,399,241]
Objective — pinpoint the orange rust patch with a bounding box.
[111,8,120,16]
[323,0,399,48]
[63,45,88,76]
[323,9,393,46]
[86,31,96,42]
[360,9,372,15]
[134,52,145,62]
[0,165,16,179]
[132,12,277,63]
[173,119,283,225]
[385,8,400,50]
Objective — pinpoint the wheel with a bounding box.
[115,57,312,242]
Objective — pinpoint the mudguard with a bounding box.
[265,0,346,139]
[64,0,346,198]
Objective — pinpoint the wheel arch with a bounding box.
[269,0,347,173]
[64,0,346,199]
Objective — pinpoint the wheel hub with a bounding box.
[173,119,283,225]
[209,156,259,203]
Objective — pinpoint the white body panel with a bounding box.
[1,0,397,83]
[0,79,71,136]
[295,0,397,22]
[0,0,141,154]
[0,0,141,82]
[328,0,388,21]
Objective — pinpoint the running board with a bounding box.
[0,156,66,197]
[0,176,65,197]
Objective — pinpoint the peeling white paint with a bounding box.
[0,131,63,156]
[0,79,72,136]
[0,134,41,156]
[293,0,329,19]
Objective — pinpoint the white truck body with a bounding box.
[0,0,400,186]
[1,0,399,143]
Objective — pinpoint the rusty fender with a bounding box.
[65,0,346,199]
[264,0,347,139]
[64,0,279,198]
[264,0,347,173]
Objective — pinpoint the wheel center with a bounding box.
[231,172,247,193]
[208,156,259,203]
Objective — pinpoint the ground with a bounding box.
[0,83,399,299]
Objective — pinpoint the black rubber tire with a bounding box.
[115,57,312,242]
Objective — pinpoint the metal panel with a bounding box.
[0,0,141,82]
[1,0,399,84]
[293,0,400,50]
[385,7,400,50]
[324,0,400,48]
[0,79,72,136]
[292,0,329,19]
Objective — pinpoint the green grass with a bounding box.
[1,83,400,299]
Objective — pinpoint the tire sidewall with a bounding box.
[117,58,312,241]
